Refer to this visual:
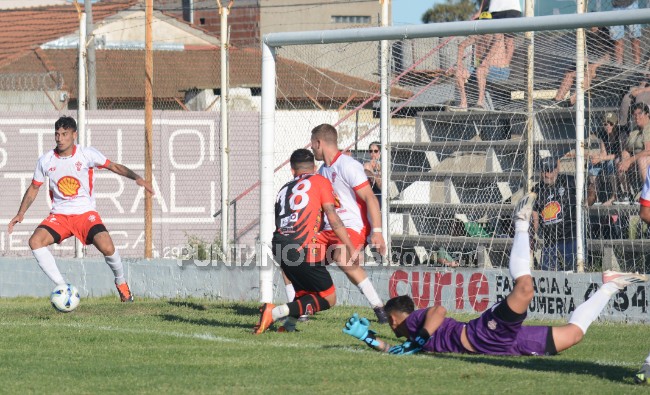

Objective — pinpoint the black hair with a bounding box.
[384,295,415,315]
[632,102,650,115]
[55,116,77,132]
[290,148,315,170]
[369,141,380,149]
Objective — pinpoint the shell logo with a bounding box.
[57,176,81,197]
[541,201,562,221]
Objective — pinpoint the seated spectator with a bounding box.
[610,0,642,65]
[618,102,650,202]
[551,27,615,107]
[587,112,624,206]
[455,32,513,110]
[363,142,382,205]
[618,76,650,130]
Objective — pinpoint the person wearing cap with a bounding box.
[587,112,624,206]
[531,157,578,271]
[618,102,650,202]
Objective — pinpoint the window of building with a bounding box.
[331,15,371,24]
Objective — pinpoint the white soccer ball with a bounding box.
[50,284,80,312]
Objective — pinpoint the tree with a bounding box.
[422,0,482,23]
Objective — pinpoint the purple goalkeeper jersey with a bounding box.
[405,307,551,356]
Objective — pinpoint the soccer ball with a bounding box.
[50,284,80,312]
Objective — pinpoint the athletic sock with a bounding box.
[105,250,125,284]
[357,277,383,308]
[285,294,331,318]
[509,220,531,280]
[285,283,296,302]
[32,247,66,285]
[645,352,650,365]
[271,304,290,321]
[568,282,619,334]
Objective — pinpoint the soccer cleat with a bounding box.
[373,306,389,324]
[297,314,310,323]
[115,281,134,302]
[253,303,275,334]
[635,363,650,384]
[602,270,649,289]
[513,192,537,223]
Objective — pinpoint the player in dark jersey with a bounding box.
[254,149,358,334]
[343,193,648,356]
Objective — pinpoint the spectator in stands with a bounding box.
[455,32,512,110]
[610,0,642,65]
[363,142,382,205]
[532,156,578,272]
[617,102,650,202]
[587,112,624,206]
[618,76,650,130]
[551,27,615,107]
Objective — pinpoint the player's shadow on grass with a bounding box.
[167,301,208,311]
[159,314,251,330]
[436,354,634,383]
[230,305,261,317]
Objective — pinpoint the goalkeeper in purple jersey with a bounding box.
[344,193,648,356]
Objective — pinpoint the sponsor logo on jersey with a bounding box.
[541,201,562,222]
[57,176,81,197]
[88,214,96,222]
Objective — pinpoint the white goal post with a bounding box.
[259,8,650,303]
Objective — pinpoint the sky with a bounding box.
[392,0,440,25]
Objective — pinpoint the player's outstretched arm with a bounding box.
[323,202,360,264]
[106,162,155,195]
[354,185,386,256]
[8,183,41,234]
[342,313,392,352]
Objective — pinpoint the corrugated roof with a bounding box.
[0,0,137,67]
[0,47,411,103]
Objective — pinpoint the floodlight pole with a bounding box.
[144,0,154,258]
[76,12,87,259]
[575,0,586,273]
[218,0,233,262]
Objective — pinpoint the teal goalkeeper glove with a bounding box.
[342,313,379,348]
[388,341,422,355]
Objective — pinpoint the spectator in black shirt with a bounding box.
[587,112,624,206]
[532,157,578,272]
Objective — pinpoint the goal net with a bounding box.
[261,9,650,317]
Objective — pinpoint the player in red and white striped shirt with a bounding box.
[7,116,154,302]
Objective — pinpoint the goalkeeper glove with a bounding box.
[388,328,430,355]
[342,313,380,348]
[388,341,422,355]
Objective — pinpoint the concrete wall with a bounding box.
[2,257,648,323]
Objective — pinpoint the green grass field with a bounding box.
[1,297,648,394]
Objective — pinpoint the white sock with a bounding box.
[357,278,383,308]
[568,282,619,334]
[272,304,290,321]
[285,283,296,302]
[105,251,125,284]
[32,247,66,285]
[509,220,531,280]
[645,352,650,364]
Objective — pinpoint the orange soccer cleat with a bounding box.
[115,281,134,302]
[253,303,275,334]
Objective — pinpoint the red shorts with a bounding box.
[37,211,107,245]
[316,228,368,250]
